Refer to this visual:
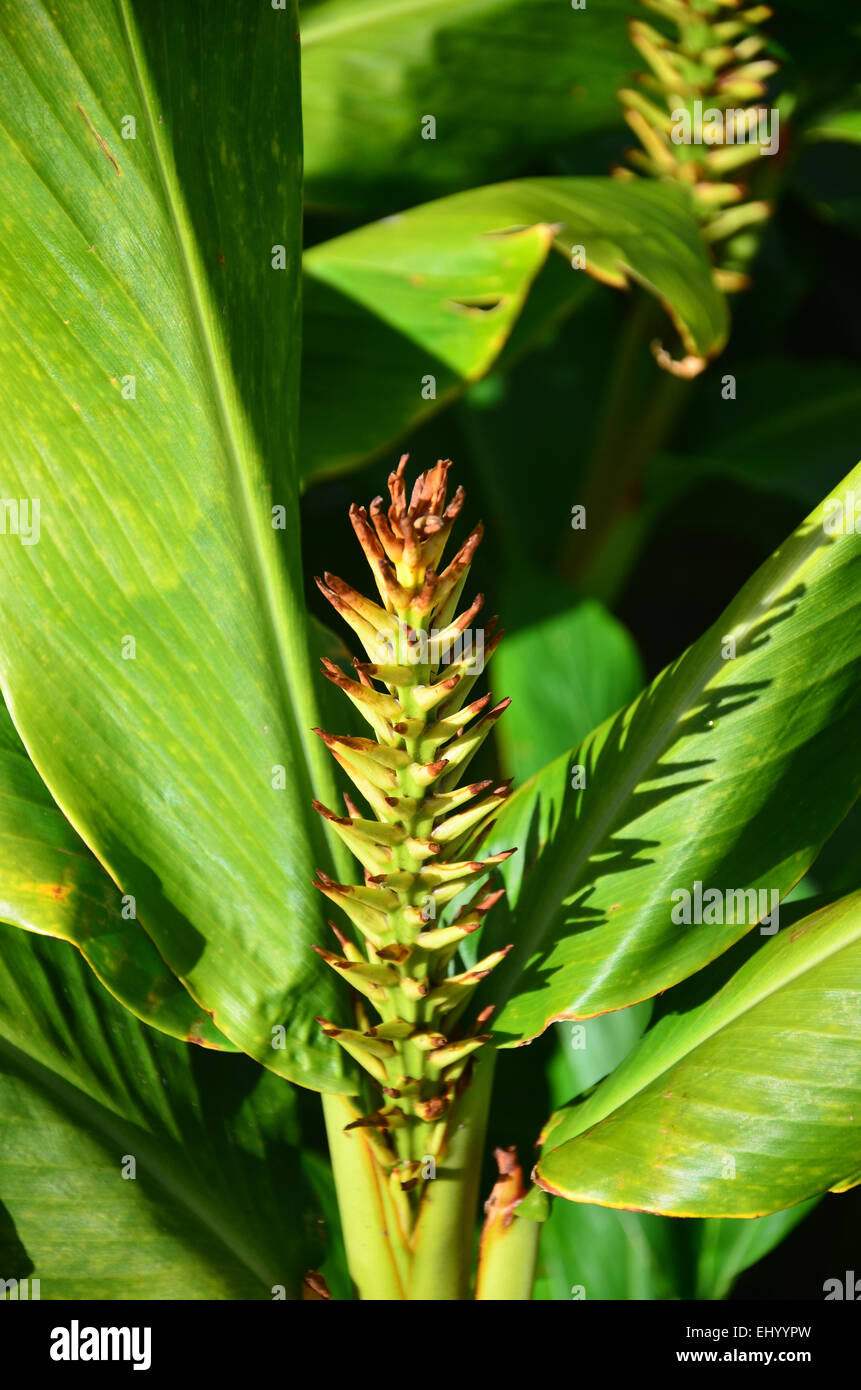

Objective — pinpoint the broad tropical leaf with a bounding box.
[0,924,323,1298]
[0,0,351,1090]
[537,947,816,1299]
[479,461,861,1044]
[536,892,861,1215]
[0,699,227,1047]
[302,178,728,482]
[301,0,636,213]
[302,251,593,486]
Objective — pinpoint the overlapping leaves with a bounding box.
[479,462,861,1045]
[0,0,350,1090]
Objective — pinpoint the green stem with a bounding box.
[560,294,688,594]
[407,1051,497,1300]
[474,1209,541,1301]
[458,399,522,571]
[322,1092,410,1300]
[580,367,688,605]
[324,1056,498,1300]
[474,1146,541,1301]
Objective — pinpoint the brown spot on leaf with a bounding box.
[37,883,71,903]
[75,103,122,175]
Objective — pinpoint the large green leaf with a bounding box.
[479,461,861,1044]
[0,699,228,1048]
[0,1,350,1089]
[301,0,636,213]
[537,940,815,1298]
[0,924,323,1298]
[304,179,728,365]
[302,250,592,486]
[535,892,861,1215]
[302,178,728,483]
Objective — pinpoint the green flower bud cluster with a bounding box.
[616,0,780,290]
[313,457,513,1187]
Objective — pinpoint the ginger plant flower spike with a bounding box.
[312,456,518,1299]
[616,0,780,294]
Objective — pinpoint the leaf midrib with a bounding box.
[495,508,850,1025]
[116,0,318,790]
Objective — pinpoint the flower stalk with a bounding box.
[566,1,785,585]
[313,457,516,1297]
[474,1147,542,1301]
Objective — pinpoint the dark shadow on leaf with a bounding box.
[0,1200,33,1284]
[478,521,857,1045]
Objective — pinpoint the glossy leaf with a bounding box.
[480,461,861,1044]
[301,0,636,213]
[0,924,323,1298]
[0,700,228,1048]
[302,178,728,483]
[0,0,351,1090]
[302,251,592,486]
[537,976,814,1297]
[539,978,815,1298]
[536,892,861,1215]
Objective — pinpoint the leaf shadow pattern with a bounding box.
[302,276,461,482]
[0,926,323,1299]
[0,1199,33,1286]
[477,518,860,1045]
[483,676,771,1042]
